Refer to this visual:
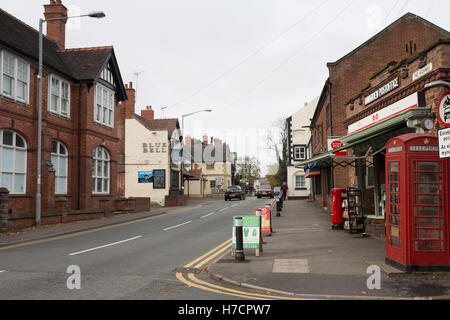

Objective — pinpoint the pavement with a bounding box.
[206,199,450,299]
[0,197,221,248]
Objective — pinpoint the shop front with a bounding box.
[298,39,450,270]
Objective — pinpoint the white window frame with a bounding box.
[48,75,71,118]
[295,175,306,189]
[92,146,110,194]
[293,145,306,161]
[0,130,27,194]
[94,83,115,128]
[51,141,68,195]
[1,51,30,104]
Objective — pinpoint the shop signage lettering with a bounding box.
[364,78,399,105]
[142,143,168,154]
[412,63,432,81]
[388,146,403,153]
[348,93,418,135]
[438,127,450,159]
[410,145,439,152]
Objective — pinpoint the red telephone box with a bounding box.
[385,133,450,271]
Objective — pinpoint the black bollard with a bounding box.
[235,217,245,262]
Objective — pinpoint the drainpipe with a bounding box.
[329,81,335,192]
[77,82,82,210]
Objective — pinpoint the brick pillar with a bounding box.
[0,188,10,233]
[42,160,56,213]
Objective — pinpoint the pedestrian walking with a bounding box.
[282,182,287,201]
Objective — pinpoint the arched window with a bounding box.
[0,130,27,194]
[92,146,110,194]
[51,141,68,194]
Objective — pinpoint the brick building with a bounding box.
[0,1,149,231]
[300,13,450,216]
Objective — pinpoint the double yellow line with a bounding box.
[175,239,304,300]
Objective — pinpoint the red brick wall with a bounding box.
[311,15,449,211]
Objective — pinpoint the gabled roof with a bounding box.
[0,7,72,78]
[327,12,450,67]
[0,7,127,101]
[134,115,180,136]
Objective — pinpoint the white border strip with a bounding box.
[69,236,142,256]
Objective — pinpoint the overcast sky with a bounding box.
[3,0,450,174]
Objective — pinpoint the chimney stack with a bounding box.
[124,82,136,119]
[141,106,155,121]
[44,0,68,48]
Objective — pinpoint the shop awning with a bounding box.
[305,168,320,179]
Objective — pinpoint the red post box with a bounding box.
[385,133,450,271]
[331,188,346,230]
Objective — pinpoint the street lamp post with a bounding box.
[181,109,212,194]
[36,11,105,228]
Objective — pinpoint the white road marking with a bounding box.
[201,212,216,219]
[69,236,142,256]
[163,221,192,231]
[0,270,6,273]
[231,203,240,207]
[219,207,229,212]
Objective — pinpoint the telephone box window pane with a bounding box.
[418,172,438,183]
[418,229,439,240]
[418,162,438,171]
[391,215,400,226]
[418,240,440,251]
[391,237,400,248]
[418,184,438,194]
[417,206,439,217]
[417,218,439,228]
[390,226,400,238]
[390,162,399,172]
[390,183,399,193]
[418,195,438,205]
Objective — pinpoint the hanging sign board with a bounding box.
[232,216,260,249]
[438,127,450,159]
[438,92,450,127]
[328,138,347,156]
[255,207,271,235]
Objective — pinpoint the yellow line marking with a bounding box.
[188,273,305,300]
[184,239,232,268]
[194,242,232,268]
[176,272,270,300]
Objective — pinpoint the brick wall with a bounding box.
[310,15,449,211]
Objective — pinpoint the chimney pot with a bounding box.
[44,0,68,48]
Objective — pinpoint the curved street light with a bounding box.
[36,11,106,228]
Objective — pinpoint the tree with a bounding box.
[236,156,261,188]
[265,117,288,187]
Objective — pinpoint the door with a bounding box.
[386,160,403,262]
[411,159,448,265]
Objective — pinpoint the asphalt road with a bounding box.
[0,197,267,300]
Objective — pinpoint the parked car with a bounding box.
[273,186,282,197]
[225,186,246,201]
[256,185,274,199]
